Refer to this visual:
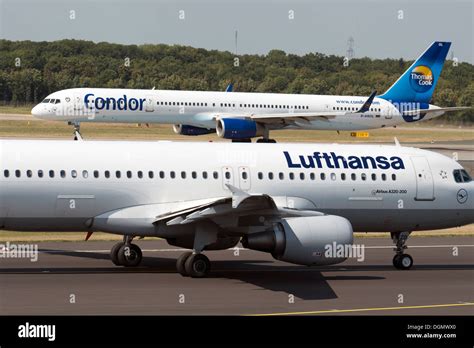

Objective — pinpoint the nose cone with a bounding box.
[31,104,41,118]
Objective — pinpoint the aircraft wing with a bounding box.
[154,184,322,228]
[217,90,378,124]
[401,106,471,116]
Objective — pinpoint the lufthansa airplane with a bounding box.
[31,42,468,142]
[1,140,472,277]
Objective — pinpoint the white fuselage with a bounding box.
[31,88,444,131]
[0,140,472,235]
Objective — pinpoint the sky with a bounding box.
[1,0,473,63]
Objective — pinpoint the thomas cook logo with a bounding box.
[410,65,434,93]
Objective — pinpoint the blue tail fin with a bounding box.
[379,41,451,103]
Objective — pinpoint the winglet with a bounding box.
[357,90,377,113]
[225,184,250,208]
[394,137,400,147]
[225,83,234,92]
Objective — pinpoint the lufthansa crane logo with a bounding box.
[456,189,468,204]
[410,65,434,93]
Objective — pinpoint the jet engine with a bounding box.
[216,118,264,139]
[173,124,215,136]
[242,215,354,266]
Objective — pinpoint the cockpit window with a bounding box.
[461,169,472,183]
[453,169,472,183]
[50,99,56,103]
[42,99,50,103]
[55,99,61,104]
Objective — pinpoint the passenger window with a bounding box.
[331,173,336,181]
[71,170,77,178]
[182,171,187,179]
[60,170,66,178]
[15,170,21,178]
[268,172,274,180]
[149,171,154,179]
[4,170,9,178]
[279,172,284,180]
[258,172,263,180]
[160,171,165,179]
[320,173,325,180]
[213,171,218,179]
[27,170,32,178]
[116,171,121,179]
[137,171,143,179]
[381,173,386,181]
[94,170,99,178]
[82,170,88,178]
[127,171,132,179]
[310,173,315,180]
[392,174,396,181]
[192,171,197,179]
[49,170,55,178]
[351,173,356,181]
[202,171,207,179]
[38,170,43,178]
[224,171,230,180]
[242,172,248,180]
[289,173,294,180]
[300,173,305,180]
[361,173,367,181]
[105,170,110,178]
[372,173,376,181]
[170,171,175,179]
[341,173,346,180]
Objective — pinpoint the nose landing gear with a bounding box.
[391,231,413,270]
[69,122,83,141]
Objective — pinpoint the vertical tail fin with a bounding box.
[379,41,451,103]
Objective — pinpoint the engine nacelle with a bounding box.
[173,124,215,136]
[216,118,264,139]
[242,215,353,266]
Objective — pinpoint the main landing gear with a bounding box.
[176,221,217,278]
[256,138,277,143]
[176,252,211,278]
[110,235,143,267]
[391,231,413,270]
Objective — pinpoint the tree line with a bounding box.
[0,39,472,122]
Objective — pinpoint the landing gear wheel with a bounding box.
[110,242,124,266]
[176,251,193,277]
[398,254,413,270]
[393,254,413,270]
[117,243,143,267]
[184,253,211,278]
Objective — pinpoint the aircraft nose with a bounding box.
[31,104,46,119]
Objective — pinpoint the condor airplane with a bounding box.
[0,140,472,277]
[31,42,468,142]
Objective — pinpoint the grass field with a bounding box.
[1,114,473,143]
[0,104,35,115]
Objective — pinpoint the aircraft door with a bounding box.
[73,93,84,113]
[238,166,251,191]
[411,157,434,201]
[145,95,154,112]
[222,166,234,190]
